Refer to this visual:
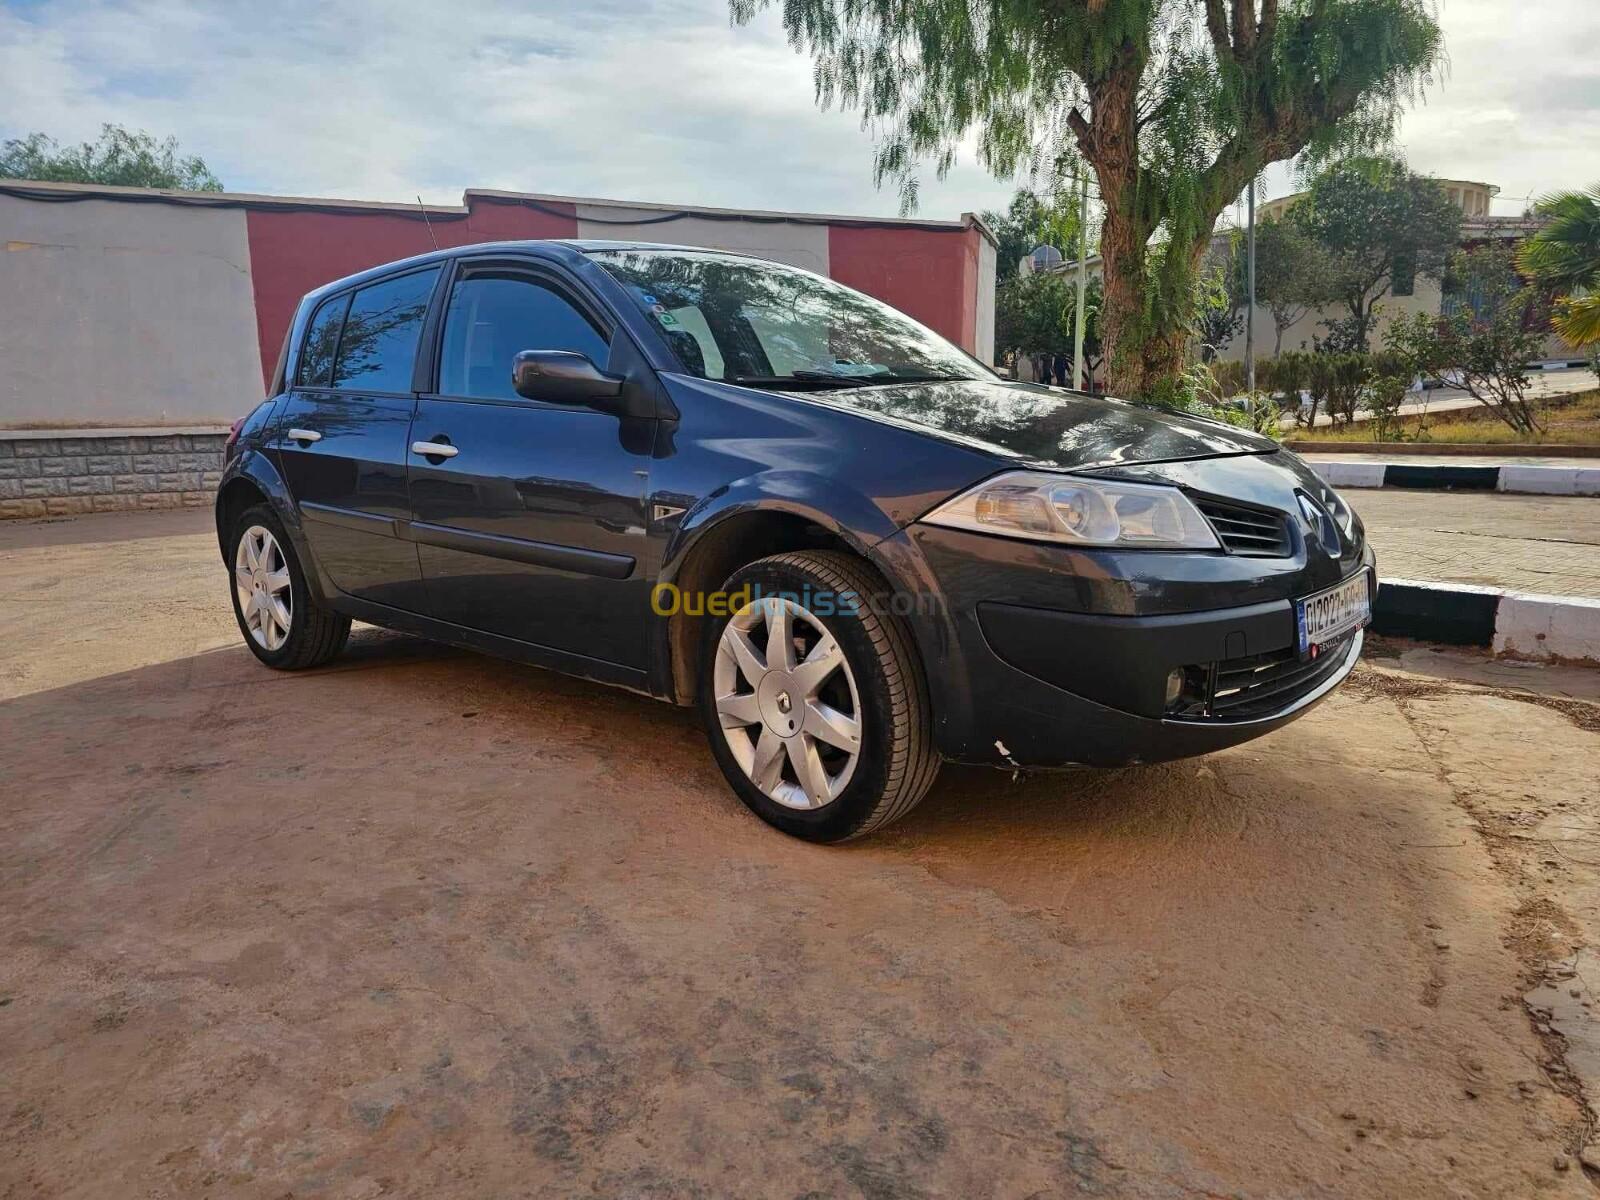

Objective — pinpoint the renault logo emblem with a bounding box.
[1298,495,1341,558]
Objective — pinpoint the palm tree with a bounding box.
[1517,184,1600,348]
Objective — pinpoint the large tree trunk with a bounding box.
[1079,54,1165,399]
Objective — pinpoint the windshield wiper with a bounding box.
[730,372,876,390]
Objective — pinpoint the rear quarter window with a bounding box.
[329,268,440,393]
[296,294,349,388]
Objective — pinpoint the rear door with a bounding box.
[406,260,654,669]
[272,266,440,610]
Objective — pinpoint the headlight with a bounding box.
[922,470,1220,550]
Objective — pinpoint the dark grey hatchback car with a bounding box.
[217,240,1375,841]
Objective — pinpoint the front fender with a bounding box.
[659,469,902,586]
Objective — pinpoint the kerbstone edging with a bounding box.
[1373,577,1600,664]
[1314,459,1600,496]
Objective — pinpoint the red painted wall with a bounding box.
[245,196,985,387]
[245,198,578,387]
[827,224,983,353]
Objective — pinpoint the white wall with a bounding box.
[0,195,262,427]
[975,233,997,365]
[573,205,831,274]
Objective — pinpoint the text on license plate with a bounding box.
[1296,570,1371,655]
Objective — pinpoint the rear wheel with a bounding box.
[698,550,940,842]
[228,503,350,670]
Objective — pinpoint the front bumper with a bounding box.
[873,457,1376,767]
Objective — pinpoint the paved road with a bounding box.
[4,508,1600,1197]
[1352,490,1600,597]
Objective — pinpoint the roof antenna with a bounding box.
[417,195,439,250]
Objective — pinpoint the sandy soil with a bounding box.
[3,509,1599,1198]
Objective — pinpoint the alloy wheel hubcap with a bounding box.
[713,596,862,811]
[235,525,292,651]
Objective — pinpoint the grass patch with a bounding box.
[1287,388,1600,446]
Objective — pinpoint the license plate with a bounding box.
[1296,570,1371,656]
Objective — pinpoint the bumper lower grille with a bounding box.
[1207,631,1356,719]
[1195,498,1292,558]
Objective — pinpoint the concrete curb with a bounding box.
[1373,577,1600,663]
[1315,460,1600,496]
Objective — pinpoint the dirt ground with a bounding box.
[4,509,1600,1199]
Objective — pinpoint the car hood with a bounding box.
[807,377,1277,469]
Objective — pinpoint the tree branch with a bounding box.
[1203,0,1232,59]
[1233,0,1258,53]
[1257,0,1279,54]
[1065,106,1093,159]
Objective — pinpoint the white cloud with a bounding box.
[2,0,1596,223]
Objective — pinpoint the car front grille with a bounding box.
[1204,631,1356,719]
[1194,498,1292,558]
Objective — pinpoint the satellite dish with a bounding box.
[1031,244,1064,270]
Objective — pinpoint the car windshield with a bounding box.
[588,248,990,389]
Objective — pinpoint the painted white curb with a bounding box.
[1498,466,1600,497]
[1493,592,1600,662]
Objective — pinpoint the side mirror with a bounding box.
[511,350,625,408]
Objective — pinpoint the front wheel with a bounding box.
[698,550,940,842]
[228,503,350,670]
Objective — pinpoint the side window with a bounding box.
[438,275,610,402]
[297,293,349,387]
[330,267,440,392]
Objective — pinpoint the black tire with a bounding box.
[227,502,350,670]
[697,550,940,842]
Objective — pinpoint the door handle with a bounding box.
[287,428,322,444]
[411,440,459,459]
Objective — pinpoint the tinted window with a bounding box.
[330,268,439,392]
[297,293,349,387]
[438,275,609,402]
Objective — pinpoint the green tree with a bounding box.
[983,187,1085,282]
[0,124,222,191]
[1289,157,1460,351]
[1517,183,1600,350]
[1192,264,1243,361]
[1227,218,1335,354]
[730,0,1443,399]
[995,270,1103,384]
[1387,245,1546,436]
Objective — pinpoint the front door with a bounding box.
[273,266,440,611]
[406,265,654,669]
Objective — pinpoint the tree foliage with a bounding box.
[1517,183,1600,349]
[1387,245,1546,436]
[1289,156,1459,350]
[1225,217,1336,354]
[0,124,222,191]
[731,0,1444,399]
[995,268,1103,370]
[983,186,1086,282]
[1191,264,1243,361]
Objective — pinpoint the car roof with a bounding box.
[301,239,780,306]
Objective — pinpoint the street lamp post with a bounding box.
[1073,169,1089,391]
[1246,180,1257,399]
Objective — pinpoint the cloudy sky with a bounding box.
[2,0,1596,223]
